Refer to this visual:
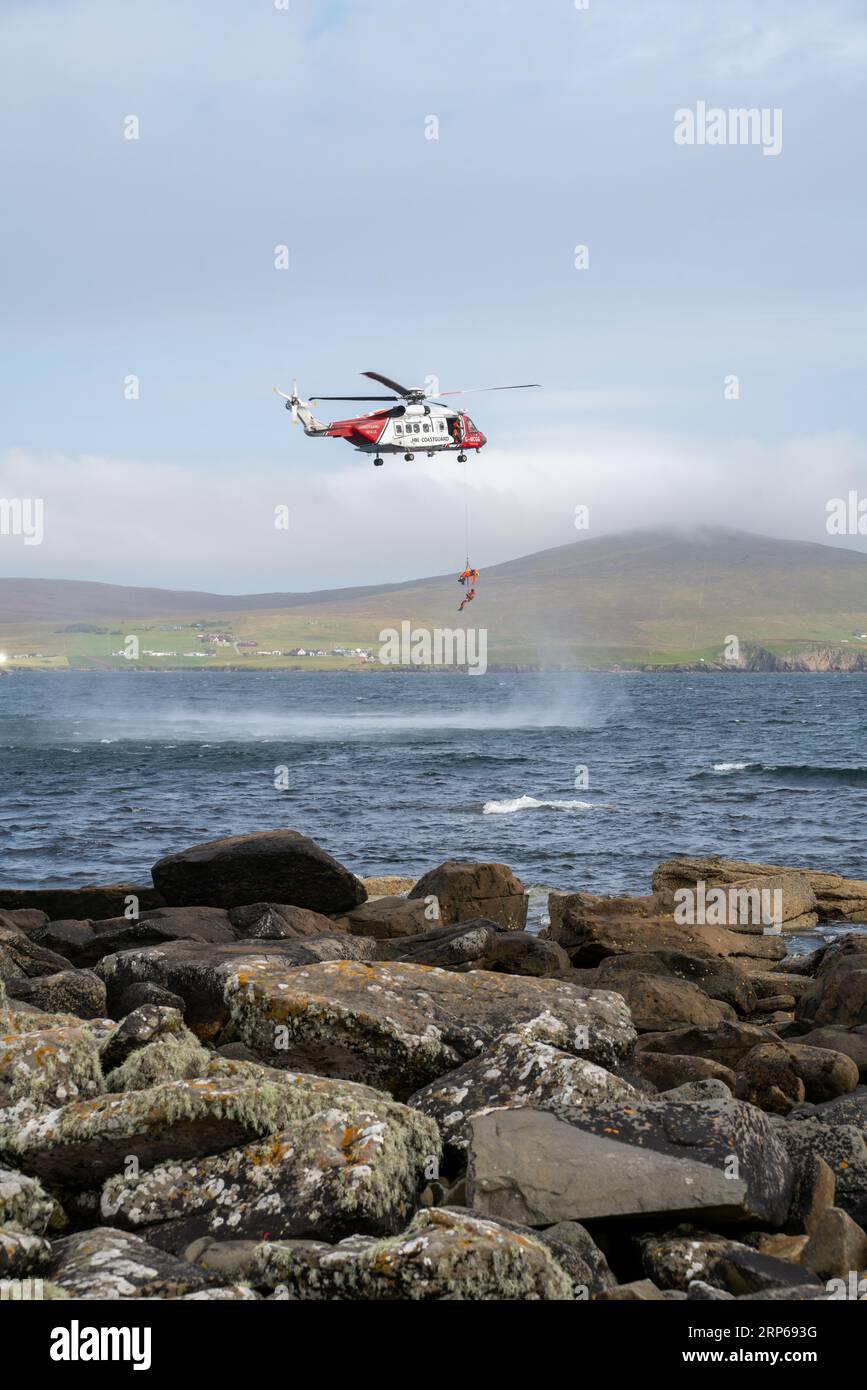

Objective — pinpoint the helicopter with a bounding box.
[274,370,540,465]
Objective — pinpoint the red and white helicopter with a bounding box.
[274,370,540,466]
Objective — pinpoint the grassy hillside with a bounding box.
[2,527,867,671]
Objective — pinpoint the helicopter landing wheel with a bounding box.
[373,457,383,466]
[458,452,467,462]
[404,452,414,461]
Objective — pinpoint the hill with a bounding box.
[2,527,867,670]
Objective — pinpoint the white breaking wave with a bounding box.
[482,794,596,815]
[712,761,751,773]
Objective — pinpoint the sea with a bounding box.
[1,670,866,949]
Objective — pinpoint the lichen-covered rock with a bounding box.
[640,1232,750,1290]
[49,1227,214,1299]
[467,1096,794,1228]
[735,1042,806,1114]
[3,1059,419,1188]
[0,1024,104,1123]
[0,1228,53,1277]
[776,1119,867,1228]
[0,1167,62,1234]
[99,1005,188,1073]
[103,1031,212,1093]
[225,958,636,1099]
[100,1099,439,1250]
[97,936,376,1040]
[4,970,107,1020]
[408,1012,637,1154]
[408,861,528,932]
[151,829,366,914]
[254,1206,574,1300]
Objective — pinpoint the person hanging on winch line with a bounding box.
[458,562,479,612]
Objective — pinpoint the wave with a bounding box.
[704,762,867,786]
[482,794,597,815]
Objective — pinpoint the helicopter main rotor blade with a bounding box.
[310,395,399,402]
[437,383,542,397]
[361,370,416,396]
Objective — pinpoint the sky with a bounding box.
[1,0,866,592]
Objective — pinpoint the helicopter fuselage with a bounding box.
[323,404,485,455]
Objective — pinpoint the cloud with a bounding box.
[2,427,864,592]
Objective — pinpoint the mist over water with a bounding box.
[1,671,866,950]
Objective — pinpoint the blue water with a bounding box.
[1,672,865,944]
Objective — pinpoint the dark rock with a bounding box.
[0,885,163,922]
[595,1279,665,1301]
[795,1028,867,1082]
[114,981,187,1018]
[785,1154,836,1235]
[408,860,528,932]
[796,936,867,1027]
[776,1119,867,1228]
[631,1051,736,1094]
[5,970,107,1021]
[712,1248,820,1296]
[228,902,346,939]
[0,923,74,982]
[635,1020,782,1069]
[151,829,366,914]
[602,971,733,1032]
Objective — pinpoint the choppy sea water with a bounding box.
[1,671,865,949]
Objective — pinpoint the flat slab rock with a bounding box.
[2,1058,407,1187]
[254,1206,574,1300]
[224,958,637,1099]
[467,1095,795,1228]
[151,829,366,914]
[653,856,867,923]
[100,1099,439,1251]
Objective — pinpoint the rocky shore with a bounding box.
[2,831,866,1301]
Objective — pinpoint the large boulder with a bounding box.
[600,971,734,1033]
[3,1058,405,1187]
[253,1207,574,1300]
[100,1097,439,1251]
[0,922,72,982]
[653,856,867,923]
[228,902,347,939]
[553,899,787,969]
[97,935,376,1038]
[776,1119,867,1227]
[224,958,636,1099]
[796,937,867,1027]
[408,1013,637,1154]
[342,896,434,939]
[467,1095,794,1228]
[794,1028,867,1082]
[151,830,366,914]
[408,861,528,932]
[0,1024,104,1122]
